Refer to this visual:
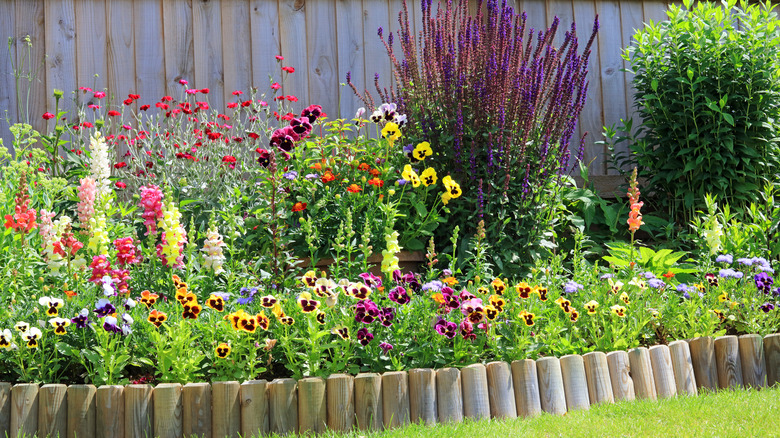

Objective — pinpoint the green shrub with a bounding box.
[622,0,780,224]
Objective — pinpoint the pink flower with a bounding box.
[88,254,111,283]
[179,79,188,85]
[114,237,139,265]
[107,110,121,117]
[185,89,198,95]
[122,124,131,130]
[94,91,106,99]
[281,66,295,73]
[227,102,238,109]
[232,90,243,96]
[271,82,281,90]
[139,184,164,236]
[42,112,55,120]
[115,181,127,189]
[79,86,93,93]
[200,88,210,94]
[88,104,100,110]
[77,178,96,230]
[275,55,284,61]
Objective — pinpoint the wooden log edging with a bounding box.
[2,333,780,437]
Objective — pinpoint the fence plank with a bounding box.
[689,336,718,391]
[583,351,614,405]
[37,384,67,438]
[124,384,154,438]
[14,0,46,136]
[153,383,182,438]
[305,0,338,112]
[213,381,240,438]
[408,368,436,425]
[336,0,366,118]
[620,0,644,139]
[67,384,96,438]
[96,385,124,438]
[354,373,382,431]
[520,0,548,35]
[182,382,211,438]
[669,340,697,396]
[43,0,78,125]
[326,374,354,432]
[628,347,657,400]
[106,0,136,106]
[715,335,744,389]
[606,350,635,401]
[486,361,516,419]
[536,357,566,415]
[221,0,253,106]
[511,359,541,418]
[239,380,269,438]
[0,382,10,438]
[435,368,462,424]
[193,0,225,111]
[560,354,590,411]
[278,0,310,107]
[162,0,195,96]
[249,0,281,94]
[74,0,108,103]
[573,0,604,174]
[297,378,326,435]
[461,363,490,420]
[765,333,780,386]
[381,371,409,428]
[642,0,669,25]
[268,378,297,435]
[649,345,677,399]
[133,0,166,106]
[739,334,766,388]
[0,0,18,154]
[10,383,38,438]
[362,0,392,103]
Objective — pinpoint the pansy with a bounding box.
[532,286,548,301]
[413,142,433,161]
[315,310,326,325]
[610,305,627,317]
[518,310,535,326]
[346,282,372,300]
[332,326,350,340]
[555,296,573,313]
[484,305,500,321]
[39,296,65,317]
[620,292,630,305]
[434,318,458,339]
[94,299,116,317]
[71,309,89,328]
[206,294,225,312]
[608,278,623,293]
[755,272,774,294]
[711,309,726,322]
[280,315,295,325]
[569,308,580,322]
[260,295,278,308]
[215,343,231,359]
[379,342,394,354]
[718,291,729,302]
[148,310,168,328]
[103,316,122,333]
[401,165,421,187]
[0,329,13,349]
[381,121,401,142]
[182,302,203,319]
[759,302,775,313]
[441,175,462,199]
[491,278,507,295]
[488,294,506,312]
[14,321,30,333]
[705,273,719,287]
[298,292,320,313]
[628,277,646,290]
[388,286,411,305]
[359,272,382,289]
[584,300,599,314]
[301,270,318,288]
[356,328,374,346]
[238,313,258,333]
[459,319,476,340]
[256,311,271,330]
[139,290,159,307]
[47,318,69,335]
[21,328,42,348]
[516,282,532,299]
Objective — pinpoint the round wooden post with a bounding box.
[298,378,326,435]
[124,384,153,438]
[714,335,744,389]
[239,380,268,438]
[153,383,182,438]
[38,384,67,438]
[738,334,766,388]
[511,359,541,418]
[606,351,635,402]
[11,384,38,438]
[669,340,697,396]
[408,368,436,425]
[583,352,614,405]
[461,364,490,420]
[354,373,382,430]
[96,385,124,438]
[764,333,780,386]
[649,345,677,399]
[0,382,10,438]
[435,368,462,424]
[68,384,97,438]
[182,382,211,438]
[212,381,240,438]
[560,355,590,411]
[326,374,354,432]
[381,371,409,428]
[689,337,718,390]
[486,361,517,419]
[628,347,657,400]
[268,378,297,435]
[536,357,566,415]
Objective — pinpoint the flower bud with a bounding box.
[95,119,104,128]
[53,89,64,99]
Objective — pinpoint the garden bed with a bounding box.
[2,333,778,438]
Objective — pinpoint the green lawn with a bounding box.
[313,386,780,438]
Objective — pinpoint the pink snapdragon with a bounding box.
[114,237,140,266]
[139,184,164,236]
[77,178,96,232]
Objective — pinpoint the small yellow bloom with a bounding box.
[420,167,437,186]
[413,142,433,160]
[555,296,572,313]
[718,291,729,303]
[215,343,231,359]
[519,310,535,326]
[381,122,401,141]
[620,292,630,305]
[584,300,599,314]
[402,165,421,187]
[610,304,627,317]
[441,175,462,199]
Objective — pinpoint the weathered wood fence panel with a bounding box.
[1,0,671,190]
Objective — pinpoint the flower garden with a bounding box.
[1,0,780,436]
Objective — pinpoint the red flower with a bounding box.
[227,102,238,109]
[347,184,362,193]
[82,122,93,128]
[140,105,150,111]
[42,112,55,120]
[107,110,121,117]
[200,88,210,94]
[232,90,243,96]
[662,271,675,279]
[114,162,128,169]
[358,162,370,171]
[248,132,260,140]
[321,170,336,183]
[222,155,237,164]
[281,66,295,73]
[123,98,133,106]
[94,91,106,99]
[275,55,284,61]
[161,96,173,102]
[128,93,140,100]
[115,181,127,189]
[285,95,298,102]
[185,89,198,95]
[241,100,252,107]
[292,202,307,212]
[368,177,384,188]
[88,104,100,110]
[271,82,281,90]
[79,86,92,93]
[156,102,169,110]
[178,79,188,85]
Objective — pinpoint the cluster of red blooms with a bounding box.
[53,227,83,258]
[256,104,324,167]
[627,167,644,234]
[3,173,37,235]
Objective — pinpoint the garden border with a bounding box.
[1,333,778,437]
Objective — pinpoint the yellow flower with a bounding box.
[441,175,462,199]
[608,278,623,293]
[381,122,401,142]
[519,310,535,326]
[628,277,646,290]
[441,192,452,205]
[402,165,421,187]
[49,318,70,335]
[420,168,437,186]
[610,304,626,317]
[491,278,507,295]
[620,292,630,305]
[215,343,231,359]
[718,291,729,303]
[584,300,599,314]
[413,142,433,160]
[555,296,572,313]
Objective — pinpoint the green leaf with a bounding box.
[723,113,735,126]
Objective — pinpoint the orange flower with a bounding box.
[140,290,159,307]
[321,170,336,183]
[358,162,370,171]
[441,276,458,286]
[431,293,446,305]
[346,184,362,193]
[369,168,381,177]
[662,270,675,279]
[310,161,323,171]
[368,177,384,188]
[148,309,168,328]
[64,290,77,298]
[291,202,307,212]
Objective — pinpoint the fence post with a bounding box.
[96,385,124,438]
[689,337,718,390]
[354,373,382,431]
[560,355,590,411]
[649,345,677,399]
[435,368,462,424]
[212,381,240,438]
[239,380,268,438]
[764,334,780,386]
[536,357,566,415]
[152,383,182,438]
[583,352,614,405]
[628,347,657,400]
[38,384,67,438]
[381,371,409,428]
[461,364,490,420]
[297,377,326,435]
[738,334,766,388]
[486,361,516,419]
[714,335,743,389]
[669,340,697,396]
[124,384,154,438]
[68,384,96,438]
[511,359,541,418]
[0,382,10,438]
[326,374,354,432]
[181,382,211,438]
[408,368,437,426]
[268,378,297,435]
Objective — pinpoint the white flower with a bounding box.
[355,107,366,119]
[88,132,112,200]
[201,224,227,274]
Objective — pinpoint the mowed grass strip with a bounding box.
[303,386,780,438]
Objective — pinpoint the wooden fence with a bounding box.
[0,0,672,192]
[1,333,778,437]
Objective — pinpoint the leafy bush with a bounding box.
[348,0,599,272]
[622,0,780,223]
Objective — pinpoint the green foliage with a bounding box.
[623,0,780,223]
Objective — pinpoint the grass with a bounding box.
[310,385,780,438]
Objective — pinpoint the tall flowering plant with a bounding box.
[348,0,599,269]
[627,167,643,267]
